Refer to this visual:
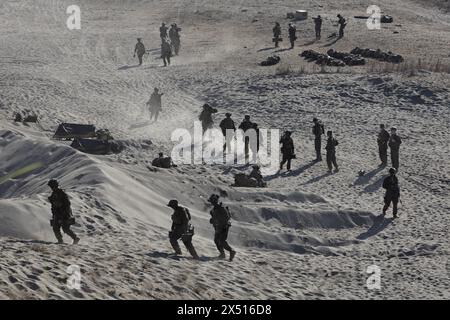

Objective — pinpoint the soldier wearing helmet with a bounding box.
[208,194,236,261]
[382,168,400,218]
[47,179,80,244]
[167,199,200,259]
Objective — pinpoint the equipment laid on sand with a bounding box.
[14,112,38,123]
[294,10,308,20]
[300,50,346,67]
[381,15,393,23]
[70,138,123,155]
[351,47,404,63]
[53,123,96,140]
[260,55,281,66]
[327,49,366,66]
[233,173,267,188]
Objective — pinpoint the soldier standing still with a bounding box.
[160,23,168,40]
[325,130,339,173]
[382,168,400,218]
[280,131,295,171]
[169,23,181,56]
[288,23,297,49]
[337,14,347,38]
[47,179,80,244]
[273,22,282,48]
[313,15,323,39]
[238,115,254,163]
[388,127,402,171]
[312,118,324,161]
[377,124,390,167]
[219,113,236,154]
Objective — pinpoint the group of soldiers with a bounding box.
[133,22,181,67]
[272,14,347,48]
[46,178,236,261]
[166,194,236,261]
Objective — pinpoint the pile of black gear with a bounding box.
[260,55,281,66]
[327,49,366,66]
[351,47,404,63]
[300,50,346,67]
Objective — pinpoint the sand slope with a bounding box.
[0,0,449,299]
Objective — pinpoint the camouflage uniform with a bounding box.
[48,188,78,243]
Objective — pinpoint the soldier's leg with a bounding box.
[52,221,63,243]
[326,152,332,171]
[214,229,224,254]
[138,54,143,65]
[169,232,182,254]
[280,154,287,169]
[382,145,388,165]
[162,56,167,67]
[182,235,199,259]
[394,151,399,170]
[332,152,339,170]
[382,198,391,214]
[315,138,322,160]
[167,55,171,65]
[62,223,78,241]
[287,158,292,171]
[392,199,399,217]
[220,226,233,253]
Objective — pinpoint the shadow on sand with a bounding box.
[257,47,275,52]
[357,216,395,240]
[323,36,342,47]
[146,251,215,262]
[118,64,141,70]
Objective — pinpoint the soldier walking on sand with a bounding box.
[133,38,146,66]
[167,200,200,260]
[208,194,236,261]
[47,179,80,245]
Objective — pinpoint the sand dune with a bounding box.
[0,0,449,299]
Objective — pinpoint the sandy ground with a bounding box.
[0,0,449,299]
